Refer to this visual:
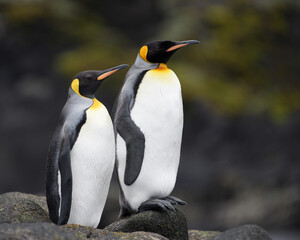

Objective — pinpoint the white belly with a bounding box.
[67,104,115,227]
[117,68,183,211]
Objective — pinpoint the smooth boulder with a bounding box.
[105,208,188,240]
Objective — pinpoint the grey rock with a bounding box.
[96,230,168,240]
[0,222,168,240]
[0,192,50,223]
[0,192,274,240]
[63,224,168,239]
[62,224,94,239]
[0,192,48,212]
[0,223,79,240]
[105,208,188,240]
[188,230,220,240]
[211,225,272,240]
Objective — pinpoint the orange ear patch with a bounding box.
[139,45,149,62]
[71,79,82,96]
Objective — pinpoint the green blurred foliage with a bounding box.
[160,0,300,121]
[1,0,299,121]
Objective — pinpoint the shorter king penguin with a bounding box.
[113,40,199,217]
[46,64,128,227]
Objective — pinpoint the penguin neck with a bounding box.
[68,88,101,109]
[157,63,168,70]
[90,98,102,110]
[134,54,159,70]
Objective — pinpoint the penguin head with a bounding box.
[139,40,199,64]
[71,64,129,98]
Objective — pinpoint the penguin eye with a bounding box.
[86,76,93,81]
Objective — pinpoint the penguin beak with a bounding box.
[166,40,200,52]
[97,64,129,81]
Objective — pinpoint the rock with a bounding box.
[0,223,79,240]
[0,199,50,224]
[0,222,168,240]
[0,192,273,240]
[210,225,272,240]
[63,224,168,239]
[188,230,220,240]
[96,230,168,240]
[0,192,50,223]
[0,192,48,212]
[62,224,93,239]
[105,208,188,240]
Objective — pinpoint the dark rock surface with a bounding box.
[97,231,168,240]
[211,225,272,240]
[0,192,274,240]
[0,223,79,240]
[64,224,168,239]
[0,192,50,224]
[105,208,188,240]
[0,192,48,212]
[0,222,169,240]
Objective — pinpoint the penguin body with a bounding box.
[113,40,199,216]
[46,65,128,227]
[67,98,115,226]
[117,63,183,211]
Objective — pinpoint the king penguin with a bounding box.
[112,40,199,217]
[46,64,128,227]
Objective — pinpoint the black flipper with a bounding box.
[57,137,72,225]
[116,99,145,186]
[46,137,61,224]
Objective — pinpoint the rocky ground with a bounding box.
[0,192,273,240]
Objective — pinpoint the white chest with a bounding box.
[133,68,182,124]
[71,104,115,167]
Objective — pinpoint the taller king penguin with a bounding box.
[113,40,199,217]
[46,64,128,227]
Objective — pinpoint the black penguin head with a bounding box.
[139,40,200,64]
[71,64,129,98]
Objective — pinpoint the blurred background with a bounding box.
[0,0,299,239]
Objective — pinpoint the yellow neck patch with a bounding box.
[90,98,102,110]
[149,63,173,82]
[139,45,150,62]
[148,63,175,84]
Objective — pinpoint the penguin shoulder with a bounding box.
[89,98,103,111]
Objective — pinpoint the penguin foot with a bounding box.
[138,198,176,213]
[163,196,188,206]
